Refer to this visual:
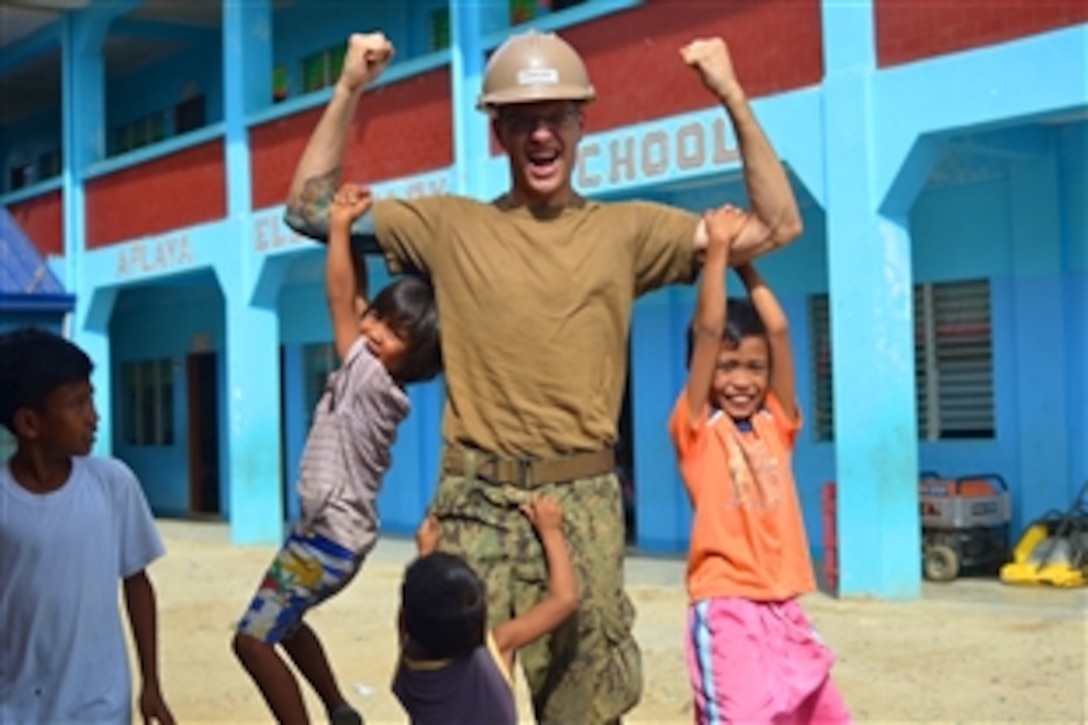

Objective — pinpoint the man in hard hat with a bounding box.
[286,29,803,724]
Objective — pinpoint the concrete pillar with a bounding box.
[222,293,283,544]
[822,0,921,598]
[450,0,491,197]
[222,0,283,544]
[61,7,113,455]
[77,288,117,454]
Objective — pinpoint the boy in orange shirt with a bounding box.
[669,205,851,724]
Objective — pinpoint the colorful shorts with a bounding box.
[686,597,851,724]
[236,526,361,644]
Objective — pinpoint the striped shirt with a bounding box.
[297,336,409,555]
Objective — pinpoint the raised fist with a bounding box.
[680,37,741,102]
[338,32,395,94]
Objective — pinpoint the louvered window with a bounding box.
[810,279,994,441]
[922,280,995,439]
[810,294,834,441]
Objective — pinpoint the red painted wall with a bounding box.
[877,0,1088,67]
[84,140,226,249]
[8,191,63,257]
[567,0,824,133]
[250,68,453,210]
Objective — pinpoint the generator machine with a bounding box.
[920,472,1012,582]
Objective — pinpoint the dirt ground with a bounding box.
[143,520,1087,724]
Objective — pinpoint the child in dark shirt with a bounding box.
[393,496,577,724]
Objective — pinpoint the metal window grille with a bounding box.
[121,358,175,446]
[927,279,994,439]
[809,279,994,441]
[809,294,834,441]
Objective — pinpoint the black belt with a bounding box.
[441,447,615,487]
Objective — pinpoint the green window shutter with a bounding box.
[302,53,325,93]
[431,8,451,50]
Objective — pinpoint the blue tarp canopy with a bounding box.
[0,208,74,313]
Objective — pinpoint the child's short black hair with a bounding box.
[0,327,93,434]
[369,276,443,384]
[401,552,486,659]
[685,297,767,367]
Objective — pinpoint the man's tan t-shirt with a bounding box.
[373,194,698,458]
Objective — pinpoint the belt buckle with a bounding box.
[516,456,533,488]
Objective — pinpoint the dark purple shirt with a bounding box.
[393,637,516,725]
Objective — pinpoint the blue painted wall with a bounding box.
[1060,124,1087,505]
[106,42,224,142]
[109,278,225,517]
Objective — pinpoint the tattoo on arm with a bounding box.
[284,168,339,240]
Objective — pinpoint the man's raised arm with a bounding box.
[284,32,393,241]
[682,38,803,265]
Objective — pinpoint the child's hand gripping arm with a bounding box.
[737,263,798,421]
[493,496,579,666]
[415,514,440,556]
[327,183,373,360]
[686,205,748,426]
[123,571,175,725]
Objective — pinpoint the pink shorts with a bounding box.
[686,597,851,724]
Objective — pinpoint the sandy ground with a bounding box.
[144,520,1087,724]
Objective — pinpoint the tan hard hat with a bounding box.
[477,29,596,111]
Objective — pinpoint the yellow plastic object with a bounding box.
[1000,523,1087,587]
[1000,561,1087,587]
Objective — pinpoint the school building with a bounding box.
[1,0,1084,599]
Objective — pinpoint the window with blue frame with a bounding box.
[810,278,995,442]
[301,44,348,94]
[112,111,168,155]
[302,341,338,430]
[120,358,175,446]
[8,161,35,191]
[174,95,206,135]
[37,149,61,182]
[431,7,451,50]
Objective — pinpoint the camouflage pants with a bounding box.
[430,471,642,724]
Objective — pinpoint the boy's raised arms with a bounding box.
[686,206,748,426]
[326,183,373,360]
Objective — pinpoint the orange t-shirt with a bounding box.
[669,390,817,603]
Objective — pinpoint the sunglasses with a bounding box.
[497,105,581,135]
